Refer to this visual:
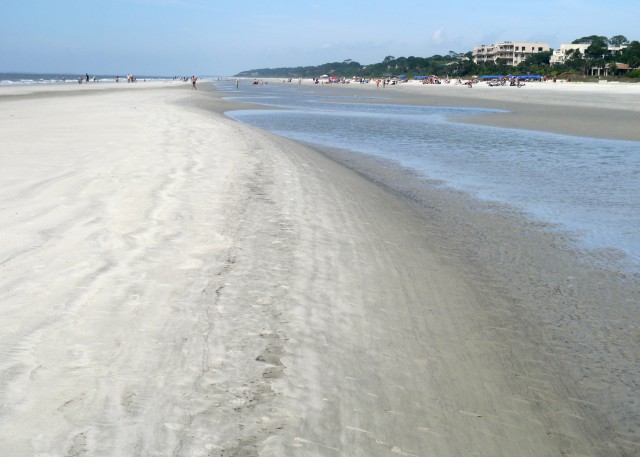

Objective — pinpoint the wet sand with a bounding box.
[0,81,638,456]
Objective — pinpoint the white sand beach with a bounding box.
[0,81,638,456]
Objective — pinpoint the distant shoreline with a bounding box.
[227,77,640,141]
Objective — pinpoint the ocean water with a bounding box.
[222,81,640,269]
[0,72,174,86]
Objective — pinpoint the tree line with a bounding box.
[234,35,640,79]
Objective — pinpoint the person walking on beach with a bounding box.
[191,75,197,90]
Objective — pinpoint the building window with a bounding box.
[538,47,543,52]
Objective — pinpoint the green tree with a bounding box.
[564,48,586,71]
[609,35,629,47]
[585,39,609,61]
[527,50,552,66]
[620,41,640,67]
[572,35,608,45]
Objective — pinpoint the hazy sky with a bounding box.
[2,0,638,76]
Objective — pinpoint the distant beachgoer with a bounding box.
[116,74,119,82]
[191,75,197,89]
[85,73,89,83]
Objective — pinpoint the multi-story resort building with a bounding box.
[472,40,635,77]
[550,43,628,65]
[550,43,590,65]
[472,42,550,66]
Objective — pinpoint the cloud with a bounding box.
[433,27,445,44]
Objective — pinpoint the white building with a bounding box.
[472,42,550,66]
[551,43,628,65]
[550,43,590,65]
